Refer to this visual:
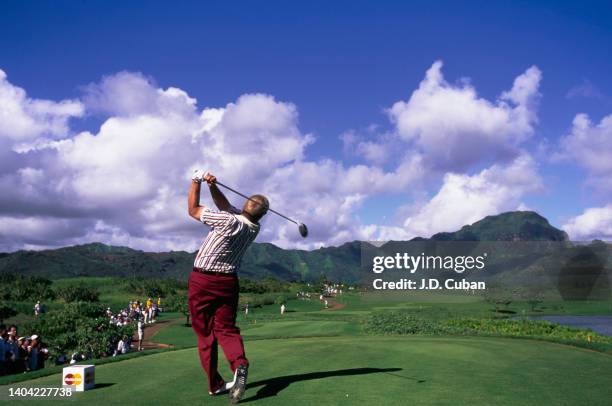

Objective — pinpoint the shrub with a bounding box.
[364,311,612,346]
[122,277,184,298]
[21,302,132,360]
[445,318,612,343]
[274,295,287,305]
[164,294,190,325]
[364,312,460,335]
[55,285,99,303]
[0,274,55,302]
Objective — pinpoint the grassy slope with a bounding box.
[5,336,612,406]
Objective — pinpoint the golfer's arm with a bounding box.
[209,183,232,212]
[188,181,204,221]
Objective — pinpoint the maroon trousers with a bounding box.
[188,269,248,392]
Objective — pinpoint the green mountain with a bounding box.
[0,240,363,283]
[429,211,568,241]
[0,211,573,283]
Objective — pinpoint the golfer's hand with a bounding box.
[192,169,215,184]
[203,173,216,186]
[192,169,206,183]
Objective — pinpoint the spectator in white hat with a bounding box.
[28,335,40,371]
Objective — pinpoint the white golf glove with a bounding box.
[192,169,210,183]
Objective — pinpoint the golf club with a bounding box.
[215,181,308,238]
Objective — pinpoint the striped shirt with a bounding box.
[193,207,260,273]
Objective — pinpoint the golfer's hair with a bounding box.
[243,194,269,221]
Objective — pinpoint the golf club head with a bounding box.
[298,222,308,238]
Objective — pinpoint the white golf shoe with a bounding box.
[208,380,234,396]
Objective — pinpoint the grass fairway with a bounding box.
[5,336,612,405]
[153,320,362,347]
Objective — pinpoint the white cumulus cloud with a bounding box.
[0,70,426,251]
[388,61,541,171]
[82,71,197,117]
[401,154,542,238]
[0,63,553,252]
[557,113,612,192]
[563,204,612,241]
[0,69,83,142]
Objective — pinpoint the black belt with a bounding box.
[192,267,236,276]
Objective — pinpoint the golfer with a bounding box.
[188,170,268,403]
[137,319,144,351]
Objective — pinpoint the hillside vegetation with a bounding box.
[0,211,605,285]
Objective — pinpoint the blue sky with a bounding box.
[0,1,611,251]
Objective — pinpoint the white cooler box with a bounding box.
[62,365,95,391]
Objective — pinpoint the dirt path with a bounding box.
[132,317,181,350]
[324,297,346,311]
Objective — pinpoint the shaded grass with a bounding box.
[0,346,182,386]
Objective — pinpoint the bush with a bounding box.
[55,285,99,303]
[0,274,55,302]
[21,302,133,359]
[364,312,460,335]
[164,294,190,325]
[274,295,287,305]
[122,277,184,298]
[364,311,612,346]
[445,318,612,343]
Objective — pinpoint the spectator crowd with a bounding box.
[0,324,49,376]
[107,297,162,355]
[0,297,163,377]
[108,297,161,327]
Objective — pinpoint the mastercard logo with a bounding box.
[64,373,82,385]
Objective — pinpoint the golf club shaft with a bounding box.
[215,181,299,225]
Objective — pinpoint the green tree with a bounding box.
[165,295,190,325]
[0,275,55,302]
[484,286,514,315]
[519,287,545,311]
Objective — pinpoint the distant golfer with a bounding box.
[33,301,43,316]
[137,319,144,351]
[188,170,269,403]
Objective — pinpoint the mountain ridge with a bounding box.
[0,211,571,283]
